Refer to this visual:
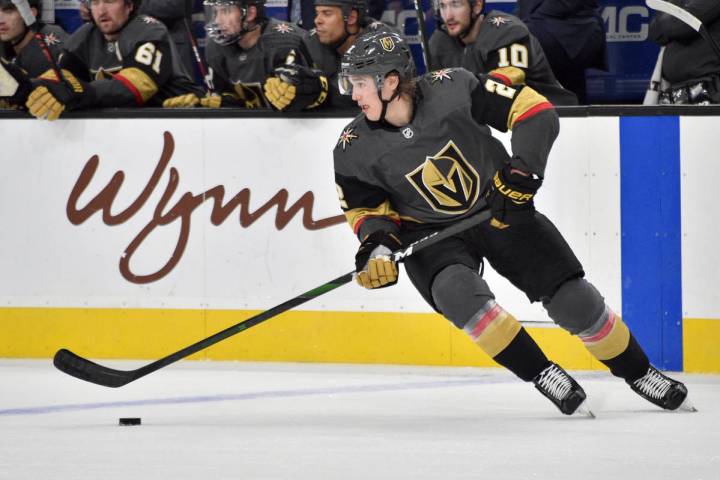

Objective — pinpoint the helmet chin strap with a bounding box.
[378,87,400,124]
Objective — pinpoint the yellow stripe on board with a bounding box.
[1,308,715,373]
[683,318,720,373]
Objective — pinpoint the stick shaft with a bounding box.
[54,209,490,387]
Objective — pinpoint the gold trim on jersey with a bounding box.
[405,140,480,214]
[491,66,525,85]
[344,200,401,232]
[116,67,158,103]
[507,86,550,129]
[92,66,123,80]
[38,69,84,93]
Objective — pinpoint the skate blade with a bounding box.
[575,401,596,418]
[676,397,698,413]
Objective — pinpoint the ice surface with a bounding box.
[1,360,718,480]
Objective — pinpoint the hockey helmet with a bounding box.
[338,30,415,95]
[204,0,266,45]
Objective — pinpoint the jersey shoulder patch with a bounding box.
[476,11,529,54]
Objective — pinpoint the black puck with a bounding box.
[119,417,141,426]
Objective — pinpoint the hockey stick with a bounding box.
[646,0,720,61]
[54,208,492,388]
[412,0,433,71]
[182,18,215,93]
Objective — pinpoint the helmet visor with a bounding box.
[338,73,379,96]
[204,0,244,45]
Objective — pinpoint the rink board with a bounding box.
[0,115,717,372]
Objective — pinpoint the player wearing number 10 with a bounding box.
[428,0,577,105]
[21,0,202,119]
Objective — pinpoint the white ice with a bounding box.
[1,359,718,480]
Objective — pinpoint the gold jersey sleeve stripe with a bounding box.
[37,69,85,94]
[345,200,401,234]
[507,86,553,130]
[490,66,526,85]
[114,67,159,106]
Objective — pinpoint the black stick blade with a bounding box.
[53,349,136,388]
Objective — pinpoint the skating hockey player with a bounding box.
[429,0,578,105]
[333,31,692,416]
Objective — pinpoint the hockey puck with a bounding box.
[119,417,141,426]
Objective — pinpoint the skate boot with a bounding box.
[533,363,592,416]
[628,365,695,411]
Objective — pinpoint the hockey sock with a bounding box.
[578,307,649,382]
[463,300,551,381]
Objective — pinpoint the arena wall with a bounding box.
[0,110,717,372]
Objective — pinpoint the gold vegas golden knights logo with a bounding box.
[405,140,480,214]
[380,36,395,52]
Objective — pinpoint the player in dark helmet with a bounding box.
[333,30,693,417]
[428,0,577,105]
[0,0,67,82]
[201,0,327,111]
[1,0,203,118]
[204,0,266,46]
[307,0,399,109]
[338,31,414,122]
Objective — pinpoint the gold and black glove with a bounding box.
[484,165,542,229]
[264,64,328,111]
[355,231,402,289]
[26,69,94,121]
[162,93,200,108]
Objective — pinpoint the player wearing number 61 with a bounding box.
[428,0,578,106]
[11,0,204,120]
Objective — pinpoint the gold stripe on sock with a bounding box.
[583,315,631,361]
[473,310,522,358]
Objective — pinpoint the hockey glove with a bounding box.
[0,58,32,103]
[163,93,200,108]
[355,230,402,289]
[485,165,542,229]
[26,69,94,121]
[264,64,328,111]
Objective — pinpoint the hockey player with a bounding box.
[0,0,66,109]
[4,0,204,119]
[307,0,396,109]
[334,31,691,416]
[203,0,328,111]
[428,0,578,105]
[0,0,67,77]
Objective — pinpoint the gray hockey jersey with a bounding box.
[333,68,559,236]
[61,14,202,107]
[429,11,577,105]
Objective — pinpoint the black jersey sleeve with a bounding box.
[471,73,559,176]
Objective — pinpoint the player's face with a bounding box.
[213,5,243,37]
[438,0,472,37]
[314,6,345,45]
[0,7,26,43]
[349,74,382,121]
[90,0,134,37]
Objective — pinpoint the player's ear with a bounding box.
[385,72,400,91]
[347,9,358,27]
[246,5,258,23]
[472,0,483,16]
[30,6,38,18]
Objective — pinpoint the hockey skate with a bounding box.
[533,363,594,417]
[628,366,697,412]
